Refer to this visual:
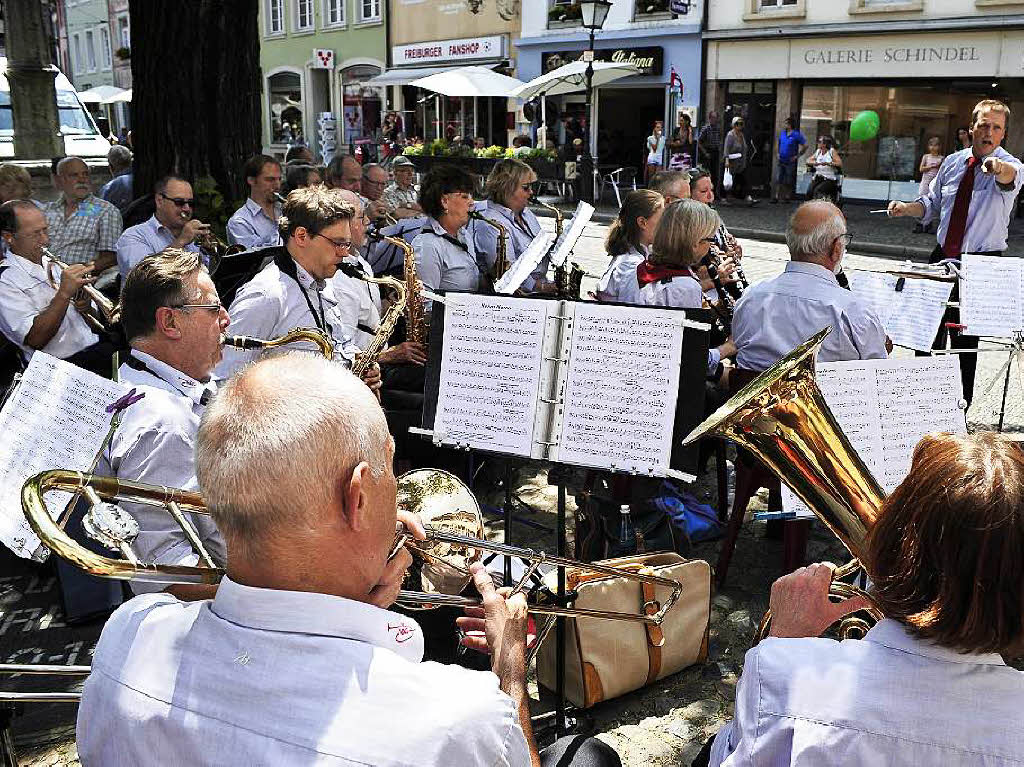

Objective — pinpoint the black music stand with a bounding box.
[419,293,712,736]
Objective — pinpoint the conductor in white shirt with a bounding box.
[99,249,230,600]
[732,200,889,371]
[78,353,621,767]
[705,431,1024,766]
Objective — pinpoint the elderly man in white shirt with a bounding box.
[216,186,380,392]
[98,249,230,600]
[732,200,888,371]
[0,201,113,376]
[77,353,621,767]
[226,154,283,250]
[705,431,1024,767]
[115,175,208,280]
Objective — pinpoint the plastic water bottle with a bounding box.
[618,504,636,554]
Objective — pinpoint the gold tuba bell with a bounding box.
[683,327,884,642]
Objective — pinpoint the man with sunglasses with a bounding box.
[99,249,230,600]
[216,186,380,393]
[115,176,209,280]
[731,200,887,371]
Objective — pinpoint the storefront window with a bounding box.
[341,65,383,144]
[269,71,303,145]
[799,82,1005,183]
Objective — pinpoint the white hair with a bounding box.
[196,353,390,555]
[786,201,846,262]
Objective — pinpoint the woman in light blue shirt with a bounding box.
[411,165,483,312]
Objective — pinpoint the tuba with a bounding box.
[683,327,884,642]
[337,262,407,377]
[469,210,510,283]
[42,248,121,333]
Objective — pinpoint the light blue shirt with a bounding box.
[99,172,133,213]
[916,145,1024,254]
[115,214,203,280]
[473,201,548,291]
[732,260,888,371]
[710,618,1024,766]
[413,217,483,308]
[78,577,531,766]
[226,198,283,250]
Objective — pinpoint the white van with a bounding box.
[0,58,113,161]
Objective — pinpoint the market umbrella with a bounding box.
[408,65,525,97]
[76,85,126,104]
[105,88,132,104]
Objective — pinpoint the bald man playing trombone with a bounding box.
[78,353,620,767]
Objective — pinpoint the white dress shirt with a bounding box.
[226,198,283,250]
[115,214,203,280]
[595,244,646,304]
[78,577,532,766]
[330,253,382,348]
[0,252,98,361]
[216,251,361,379]
[732,261,888,371]
[97,350,224,594]
[917,146,1024,254]
[473,201,548,291]
[710,618,1024,766]
[413,217,483,309]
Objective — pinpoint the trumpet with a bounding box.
[42,247,120,333]
[19,468,682,624]
[181,211,245,273]
[221,328,334,361]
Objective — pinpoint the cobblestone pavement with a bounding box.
[6,222,1022,766]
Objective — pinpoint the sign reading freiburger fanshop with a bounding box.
[541,46,664,76]
[393,35,506,66]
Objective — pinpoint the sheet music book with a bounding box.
[782,356,965,518]
[960,254,1024,338]
[547,201,595,268]
[847,270,954,352]
[0,353,130,561]
[422,294,711,479]
[493,232,555,295]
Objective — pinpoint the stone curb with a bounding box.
[530,206,935,262]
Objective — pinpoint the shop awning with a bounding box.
[362,66,452,88]
[76,85,127,104]
[408,66,524,98]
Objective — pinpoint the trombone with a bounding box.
[42,247,120,333]
[19,469,682,625]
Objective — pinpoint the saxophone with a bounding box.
[468,210,509,282]
[222,328,334,360]
[368,230,427,347]
[531,197,582,300]
[337,262,407,377]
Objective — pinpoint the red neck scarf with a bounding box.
[636,260,696,288]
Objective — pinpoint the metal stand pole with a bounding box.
[556,478,567,736]
[504,461,514,585]
[580,30,597,204]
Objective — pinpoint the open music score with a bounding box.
[960,254,1024,338]
[782,356,965,517]
[429,294,706,478]
[0,353,130,560]
[847,270,954,352]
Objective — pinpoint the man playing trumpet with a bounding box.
[0,200,115,376]
[78,353,619,767]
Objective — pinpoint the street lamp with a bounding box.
[579,0,611,204]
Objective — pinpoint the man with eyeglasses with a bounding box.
[216,186,380,393]
[41,156,122,273]
[0,200,118,377]
[360,163,394,225]
[98,249,230,600]
[226,154,283,250]
[731,200,887,371]
[115,175,208,280]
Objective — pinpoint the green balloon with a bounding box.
[849,110,880,142]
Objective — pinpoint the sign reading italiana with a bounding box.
[392,35,506,66]
[541,46,664,77]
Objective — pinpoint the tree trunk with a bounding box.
[129,0,261,213]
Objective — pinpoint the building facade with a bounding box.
[64,0,114,92]
[706,0,1024,200]
[258,0,387,161]
[516,0,704,170]
[106,0,130,132]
